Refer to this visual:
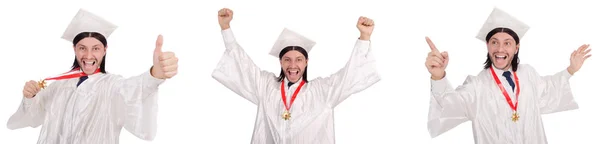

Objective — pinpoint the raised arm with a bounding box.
[424,37,478,138]
[211,8,274,105]
[312,16,381,107]
[534,44,591,114]
[112,35,176,141]
[7,80,57,129]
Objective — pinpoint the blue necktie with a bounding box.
[77,76,88,87]
[502,71,515,91]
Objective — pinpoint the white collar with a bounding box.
[492,65,513,78]
[284,77,303,89]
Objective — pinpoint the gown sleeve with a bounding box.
[311,39,381,107]
[427,75,479,138]
[211,28,276,105]
[111,70,165,141]
[6,81,59,130]
[526,65,578,114]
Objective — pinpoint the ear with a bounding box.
[515,44,520,54]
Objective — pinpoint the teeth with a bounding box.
[84,61,96,65]
[288,70,299,75]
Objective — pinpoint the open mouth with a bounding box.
[83,60,97,68]
[287,70,299,77]
[494,54,508,61]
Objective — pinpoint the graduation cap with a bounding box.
[269,28,316,58]
[475,7,530,42]
[61,8,118,42]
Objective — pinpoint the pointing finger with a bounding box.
[426,37,440,53]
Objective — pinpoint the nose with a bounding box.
[83,50,93,59]
[494,44,508,53]
[287,60,300,69]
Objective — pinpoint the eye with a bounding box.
[504,42,511,46]
[491,41,497,45]
[93,47,100,51]
[78,47,85,50]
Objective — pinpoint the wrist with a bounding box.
[431,71,446,80]
[150,66,157,78]
[220,24,230,30]
[567,66,576,75]
[359,34,370,40]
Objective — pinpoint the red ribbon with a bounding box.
[489,68,521,112]
[280,80,306,111]
[44,67,101,81]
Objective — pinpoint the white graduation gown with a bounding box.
[7,71,165,144]
[212,28,381,144]
[428,64,577,144]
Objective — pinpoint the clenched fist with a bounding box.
[218,8,233,30]
[22,80,41,98]
[151,35,179,79]
[357,16,374,40]
[424,37,449,80]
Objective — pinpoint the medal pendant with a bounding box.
[38,80,47,89]
[282,110,291,120]
[512,112,520,122]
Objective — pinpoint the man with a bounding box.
[7,9,179,144]
[425,7,591,143]
[212,8,381,143]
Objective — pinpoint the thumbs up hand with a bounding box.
[151,35,179,79]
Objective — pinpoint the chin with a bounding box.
[493,63,510,70]
[82,70,95,74]
[287,77,300,83]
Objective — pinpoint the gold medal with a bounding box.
[512,111,519,122]
[38,79,47,89]
[282,110,291,120]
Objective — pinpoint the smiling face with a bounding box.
[74,37,106,74]
[280,50,308,83]
[487,32,519,70]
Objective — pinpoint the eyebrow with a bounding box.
[77,44,103,47]
[284,56,305,58]
[490,38,514,42]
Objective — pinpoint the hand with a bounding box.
[567,44,592,75]
[357,16,374,40]
[218,8,233,30]
[151,35,179,79]
[424,37,449,80]
[22,80,40,98]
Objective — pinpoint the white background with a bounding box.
[0,0,598,143]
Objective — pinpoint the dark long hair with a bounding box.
[71,32,108,73]
[276,46,309,83]
[483,27,520,71]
